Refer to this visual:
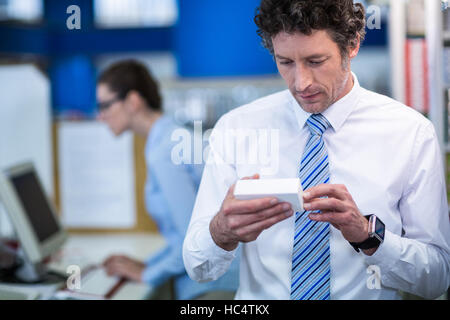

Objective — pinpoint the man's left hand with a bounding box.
[303,184,377,255]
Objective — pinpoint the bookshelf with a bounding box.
[389,3,449,301]
[390,0,448,198]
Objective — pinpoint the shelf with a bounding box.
[444,30,450,42]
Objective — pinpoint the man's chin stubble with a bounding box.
[297,100,331,114]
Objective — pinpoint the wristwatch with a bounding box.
[349,214,385,253]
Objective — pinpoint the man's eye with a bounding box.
[309,60,325,66]
[280,60,293,65]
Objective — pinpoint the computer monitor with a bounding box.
[0,162,67,282]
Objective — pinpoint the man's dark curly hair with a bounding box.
[254,0,366,58]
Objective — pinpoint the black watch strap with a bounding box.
[350,236,380,252]
[349,215,382,253]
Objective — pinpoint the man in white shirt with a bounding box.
[183,0,450,299]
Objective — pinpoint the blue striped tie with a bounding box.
[291,113,331,300]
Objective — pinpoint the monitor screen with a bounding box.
[10,171,60,243]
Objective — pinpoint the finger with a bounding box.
[103,256,116,267]
[117,256,133,263]
[103,258,111,267]
[229,202,293,228]
[301,197,322,207]
[108,254,126,261]
[103,264,116,276]
[303,197,346,212]
[225,197,280,215]
[226,174,260,200]
[106,256,128,268]
[225,183,237,200]
[236,209,293,239]
[316,211,344,230]
[308,211,342,225]
[310,214,341,230]
[303,184,348,202]
[107,262,127,276]
[241,173,260,180]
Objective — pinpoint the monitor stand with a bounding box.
[0,249,67,284]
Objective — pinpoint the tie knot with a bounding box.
[306,114,331,136]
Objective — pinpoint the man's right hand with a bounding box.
[209,174,294,251]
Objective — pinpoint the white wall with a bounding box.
[0,64,53,237]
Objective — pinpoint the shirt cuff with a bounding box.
[141,265,157,289]
[196,226,238,262]
[363,229,400,271]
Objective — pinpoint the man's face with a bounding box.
[272,30,357,114]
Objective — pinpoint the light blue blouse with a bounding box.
[141,115,239,300]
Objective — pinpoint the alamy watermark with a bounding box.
[366,264,381,290]
[66,265,81,290]
[66,5,81,30]
[170,121,281,176]
[65,4,384,31]
[366,5,382,30]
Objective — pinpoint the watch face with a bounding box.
[369,215,385,242]
[376,218,385,239]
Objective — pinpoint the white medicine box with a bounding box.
[234,178,304,212]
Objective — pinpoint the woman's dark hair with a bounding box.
[254,0,366,58]
[98,60,162,112]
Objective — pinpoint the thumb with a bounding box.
[227,173,260,199]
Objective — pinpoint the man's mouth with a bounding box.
[299,92,321,100]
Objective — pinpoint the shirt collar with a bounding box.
[290,72,361,133]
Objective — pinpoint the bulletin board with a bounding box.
[52,121,158,233]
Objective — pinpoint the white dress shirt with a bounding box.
[182,74,450,300]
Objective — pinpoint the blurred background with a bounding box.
[0,0,393,233]
[0,0,391,124]
[0,0,447,299]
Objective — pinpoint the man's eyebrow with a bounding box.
[275,54,329,60]
[275,54,291,60]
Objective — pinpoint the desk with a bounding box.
[51,232,166,271]
[1,233,165,300]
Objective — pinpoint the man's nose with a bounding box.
[294,64,313,93]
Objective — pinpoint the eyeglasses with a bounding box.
[97,97,122,112]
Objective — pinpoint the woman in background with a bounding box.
[96,60,239,300]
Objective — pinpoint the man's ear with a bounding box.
[123,90,143,114]
[348,35,361,60]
